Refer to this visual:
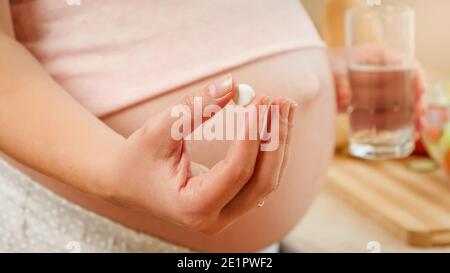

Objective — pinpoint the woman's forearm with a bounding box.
[0,32,125,197]
[0,26,302,233]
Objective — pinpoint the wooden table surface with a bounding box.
[283,184,450,253]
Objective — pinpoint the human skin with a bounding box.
[0,1,424,252]
[0,1,298,239]
[0,42,332,251]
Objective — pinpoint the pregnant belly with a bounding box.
[4,48,336,252]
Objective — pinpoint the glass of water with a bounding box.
[345,6,416,160]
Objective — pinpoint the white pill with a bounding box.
[233,84,256,106]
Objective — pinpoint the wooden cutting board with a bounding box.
[326,155,450,247]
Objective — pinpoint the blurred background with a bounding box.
[283,0,450,253]
[303,0,450,81]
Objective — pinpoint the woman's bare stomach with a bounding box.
[2,48,336,252]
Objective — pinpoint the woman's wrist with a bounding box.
[88,130,127,201]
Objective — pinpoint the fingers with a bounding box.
[219,98,295,224]
[353,45,404,66]
[142,74,237,148]
[415,98,427,138]
[178,96,268,213]
[179,73,236,133]
[413,62,426,98]
[351,46,428,138]
[278,102,298,182]
[413,62,427,136]
[334,73,352,112]
[175,96,297,234]
[328,48,352,113]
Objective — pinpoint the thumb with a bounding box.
[335,73,352,113]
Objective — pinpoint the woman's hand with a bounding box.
[107,75,297,234]
[0,28,296,235]
[0,5,296,235]
[328,48,427,134]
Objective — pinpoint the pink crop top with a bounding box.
[10,0,324,116]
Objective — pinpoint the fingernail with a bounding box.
[208,74,233,99]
